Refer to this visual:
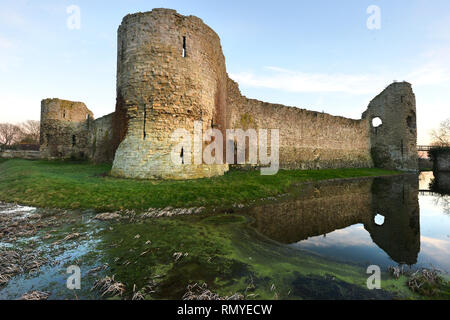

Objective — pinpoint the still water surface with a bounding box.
[247,172,450,273]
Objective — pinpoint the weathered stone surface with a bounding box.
[39,9,418,179]
[110,9,229,179]
[91,113,116,163]
[40,98,94,160]
[40,99,115,163]
[228,78,373,170]
[0,150,40,160]
[362,82,418,171]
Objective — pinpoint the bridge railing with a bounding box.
[418,146,432,152]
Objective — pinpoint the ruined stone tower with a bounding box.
[40,98,94,159]
[111,9,229,179]
[362,82,418,171]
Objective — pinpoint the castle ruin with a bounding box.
[40,8,418,179]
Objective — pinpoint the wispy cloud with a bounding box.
[405,49,450,86]
[230,67,387,95]
[230,49,450,95]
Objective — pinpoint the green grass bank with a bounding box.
[0,159,400,211]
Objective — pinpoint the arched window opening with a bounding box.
[372,117,383,128]
[374,214,385,226]
[72,135,77,147]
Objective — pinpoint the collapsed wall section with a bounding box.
[362,82,418,171]
[227,78,373,170]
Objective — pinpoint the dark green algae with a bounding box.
[0,209,410,300]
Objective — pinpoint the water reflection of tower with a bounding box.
[364,175,420,266]
[247,175,421,266]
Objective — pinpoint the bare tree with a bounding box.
[0,123,22,147]
[430,118,450,147]
[19,120,40,144]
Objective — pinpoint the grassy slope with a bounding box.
[0,159,400,211]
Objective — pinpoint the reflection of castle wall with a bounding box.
[365,175,420,265]
[246,175,420,265]
[247,180,372,244]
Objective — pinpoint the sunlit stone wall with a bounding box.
[227,78,373,170]
[111,9,229,179]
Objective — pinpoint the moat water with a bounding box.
[0,172,449,299]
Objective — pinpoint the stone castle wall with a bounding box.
[0,150,40,160]
[90,113,116,163]
[362,82,418,171]
[40,9,418,179]
[227,78,373,170]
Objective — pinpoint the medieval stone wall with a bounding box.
[0,150,40,160]
[362,82,418,171]
[40,99,94,160]
[90,113,116,163]
[227,78,373,170]
[40,99,114,163]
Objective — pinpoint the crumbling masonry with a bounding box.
[40,8,418,179]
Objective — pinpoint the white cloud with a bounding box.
[230,46,450,96]
[230,67,388,95]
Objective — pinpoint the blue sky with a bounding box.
[1,0,449,144]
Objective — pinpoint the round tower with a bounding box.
[111,9,229,179]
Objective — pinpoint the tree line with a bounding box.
[0,121,40,149]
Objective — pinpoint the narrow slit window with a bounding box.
[143,107,147,140]
[72,135,76,147]
[181,147,184,164]
[182,36,187,58]
[63,110,66,119]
